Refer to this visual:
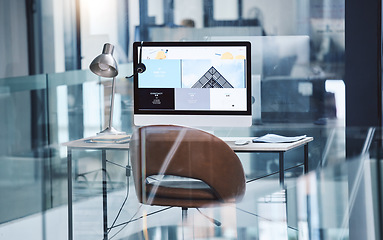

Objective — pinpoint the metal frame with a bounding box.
[67,148,110,240]
[236,143,309,187]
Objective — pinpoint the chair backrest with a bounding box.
[130,125,246,206]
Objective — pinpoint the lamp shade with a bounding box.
[89,43,118,78]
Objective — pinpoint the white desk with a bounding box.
[64,135,313,240]
[222,136,313,184]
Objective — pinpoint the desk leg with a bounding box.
[304,143,309,174]
[67,148,73,240]
[279,152,284,187]
[102,150,108,240]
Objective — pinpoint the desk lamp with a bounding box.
[90,43,125,135]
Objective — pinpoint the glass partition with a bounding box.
[1,73,382,240]
[64,125,381,239]
[291,128,382,240]
[0,64,136,237]
[0,0,353,239]
[49,64,135,239]
[0,75,48,225]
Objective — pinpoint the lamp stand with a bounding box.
[97,77,126,135]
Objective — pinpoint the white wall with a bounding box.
[0,0,29,78]
[80,0,121,69]
[128,0,140,61]
[41,0,66,73]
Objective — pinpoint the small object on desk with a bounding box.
[234,139,250,145]
[86,134,131,144]
[252,134,307,143]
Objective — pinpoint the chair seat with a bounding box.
[146,180,218,201]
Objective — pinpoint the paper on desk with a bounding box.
[86,135,131,144]
[252,134,306,143]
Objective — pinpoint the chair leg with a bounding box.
[182,207,188,222]
[182,207,188,240]
[196,208,221,226]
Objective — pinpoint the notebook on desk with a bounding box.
[252,134,306,143]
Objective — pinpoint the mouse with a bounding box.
[234,140,249,145]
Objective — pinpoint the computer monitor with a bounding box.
[133,41,252,127]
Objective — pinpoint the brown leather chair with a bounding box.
[129,125,246,209]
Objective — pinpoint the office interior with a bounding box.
[0,0,382,239]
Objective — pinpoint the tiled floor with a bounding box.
[0,176,289,240]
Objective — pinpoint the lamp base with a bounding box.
[97,126,126,135]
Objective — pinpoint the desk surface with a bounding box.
[62,135,131,150]
[63,135,313,152]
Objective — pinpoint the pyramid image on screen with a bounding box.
[192,66,234,88]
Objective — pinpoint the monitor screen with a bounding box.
[133,41,252,127]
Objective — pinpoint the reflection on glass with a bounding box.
[0,0,349,239]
